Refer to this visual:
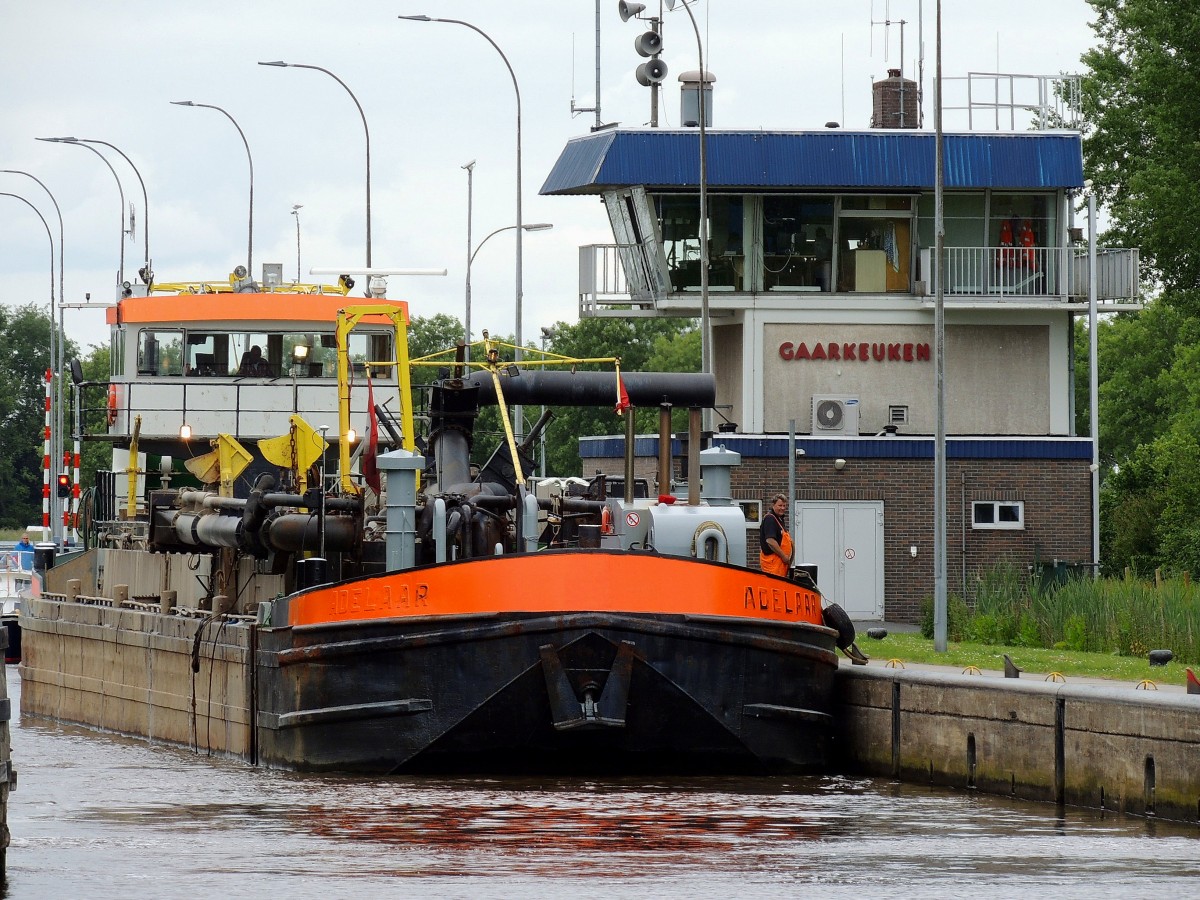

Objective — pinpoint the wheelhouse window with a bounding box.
[837,196,913,293]
[972,500,1024,530]
[762,196,834,292]
[138,329,183,376]
[172,330,393,379]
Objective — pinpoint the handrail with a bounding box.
[148,281,350,296]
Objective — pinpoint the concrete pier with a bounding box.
[17,589,1200,824]
[19,595,253,760]
[836,662,1200,823]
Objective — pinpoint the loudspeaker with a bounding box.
[618,1,646,22]
[633,30,662,57]
[636,58,668,86]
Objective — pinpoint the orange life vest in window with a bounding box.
[1018,219,1035,266]
[998,219,1014,267]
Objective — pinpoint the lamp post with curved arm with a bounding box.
[79,139,150,279]
[170,101,254,276]
[467,223,553,358]
[36,136,126,287]
[664,0,710,430]
[0,192,59,543]
[399,14,526,435]
[1,169,65,489]
[38,138,150,279]
[259,61,372,269]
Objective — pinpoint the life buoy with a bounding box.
[106,383,118,426]
[600,506,613,534]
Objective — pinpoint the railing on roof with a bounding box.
[149,281,350,295]
[942,72,1082,131]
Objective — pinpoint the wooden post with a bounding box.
[160,590,176,615]
[1155,568,1163,589]
[67,579,81,602]
[114,584,129,608]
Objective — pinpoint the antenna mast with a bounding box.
[569,0,604,129]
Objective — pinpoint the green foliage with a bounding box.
[0,303,78,527]
[78,343,112,488]
[949,563,1200,664]
[919,593,971,642]
[866,631,1193,686]
[1081,0,1200,292]
[537,316,700,476]
[407,313,466,387]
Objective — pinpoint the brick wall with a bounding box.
[582,448,1092,624]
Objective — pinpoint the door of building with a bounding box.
[793,501,884,620]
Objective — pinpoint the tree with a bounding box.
[0,303,77,527]
[77,343,112,488]
[1081,0,1200,293]
[537,316,700,476]
[406,313,465,387]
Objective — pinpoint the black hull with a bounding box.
[255,611,838,774]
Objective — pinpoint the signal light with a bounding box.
[57,473,71,498]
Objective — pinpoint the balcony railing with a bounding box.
[921,246,1060,298]
[1069,248,1140,302]
[580,243,1141,315]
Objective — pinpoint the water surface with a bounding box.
[5,668,1196,898]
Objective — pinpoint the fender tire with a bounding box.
[822,602,856,650]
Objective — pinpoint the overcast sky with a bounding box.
[0,0,1097,353]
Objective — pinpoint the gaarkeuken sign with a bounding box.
[778,341,931,362]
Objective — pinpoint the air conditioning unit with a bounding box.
[812,395,860,435]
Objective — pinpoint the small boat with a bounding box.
[23,274,850,774]
[0,553,32,664]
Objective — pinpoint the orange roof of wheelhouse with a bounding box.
[107,293,408,326]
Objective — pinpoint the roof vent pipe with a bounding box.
[679,69,715,128]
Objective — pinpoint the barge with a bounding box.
[21,272,851,773]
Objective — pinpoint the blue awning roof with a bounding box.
[540,129,1084,195]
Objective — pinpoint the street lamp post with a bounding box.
[42,138,150,278]
[399,14,526,436]
[36,136,126,287]
[933,0,947,652]
[292,205,303,283]
[539,326,557,477]
[2,170,65,509]
[170,101,254,276]
[0,192,59,543]
[467,222,553,357]
[259,61,372,269]
[462,160,476,355]
[664,0,709,433]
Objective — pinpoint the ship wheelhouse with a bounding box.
[102,288,403,501]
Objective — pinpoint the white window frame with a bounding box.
[972,500,1024,530]
[737,499,762,529]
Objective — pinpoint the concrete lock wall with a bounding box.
[836,667,1200,823]
[20,596,253,760]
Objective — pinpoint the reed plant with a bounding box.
[924,564,1200,665]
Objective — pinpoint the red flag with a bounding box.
[615,373,631,415]
[363,375,381,495]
